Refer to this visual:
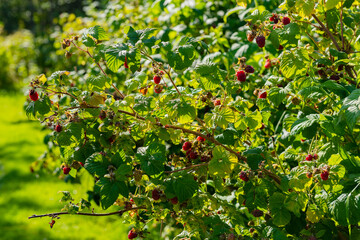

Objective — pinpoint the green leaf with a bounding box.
[25,102,36,118]
[214,108,235,129]
[329,193,360,226]
[214,130,235,145]
[87,75,112,91]
[167,44,196,71]
[325,0,341,10]
[279,23,300,46]
[280,49,309,78]
[269,30,280,49]
[208,146,237,177]
[268,87,288,106]
[115,164,132,181]
[330,48,347,59]
[195,61,225,90]
[174,174,199,202]
[245,9,271,23]
[341,89,360,130]
[290,114,320,136]
[224,6,245,23]
[99,178,128,209]
[85,153,108,176]
[82,25,108,47]
[344,0,355,8]
[296,0,315,17]
[136,142,166,175]
[269,192,291,226]
[35,95,52,116]
[105,44,128,72]
[176,102,197,124]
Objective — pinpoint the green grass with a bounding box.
[0,94,131,240]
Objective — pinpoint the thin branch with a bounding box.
[164,163,208,174]
[70,40,126,99]
[28,206,147,219]
[312,14,341,51]
[117,109,247,161]
[38,86,78,101]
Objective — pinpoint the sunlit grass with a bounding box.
[0,94,130,239]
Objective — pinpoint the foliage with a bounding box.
[26,0,360,239]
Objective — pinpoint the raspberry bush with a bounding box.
[26,0,360,239]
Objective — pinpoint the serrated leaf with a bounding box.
[176,102,197,124]
[325,0,341,10]
[224,6,245,23]
[105,44,128,72]
[280,49,308,78]
[290,114,320,136]
[99,178,128,209]
[208,146,237,177]
[136,143,166,175]
[85,153,108,176]
[82,25,108,47]
[87,75,112,91]
[174,174,199,202]
[296,0,315,17]
[341,89,360,130]
[268,87,288,106]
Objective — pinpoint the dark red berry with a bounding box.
[305,154,313,161]
[63,167,71,175]
[318,69,326,77]
[197,136,205,142]
[269,16,274,22]
[170,197,178,204]
[282,17,291,25]
[55,125,62,133]
[330,75,340,80]
[128,229,138,239]
[258,91,267,99]
[182,141,192,151]
[321,170,329,180]
[214,99,221,106]
[239,171,249,182]
[251,209,264,217]
[152,189,161,200]
[29,89,39,101]
[256,35,266,48]
[306,172,313,178]
[264,59,271,69]
[313,153,318,160]
[49,219,55,228]
[236,70,246,82]
[124,57,129,69]
[153,75,161,84]
[245,65,255,73]
[278,45,284,50]
[189,151,198,160]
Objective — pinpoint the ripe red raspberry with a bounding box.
[305,154,313,161]
[264,59,272,69]
[128,229,138,239]
[282,16,291,25]
[63,166,71,175]
[214,99,221,106]
[256,35,266,48]
[313,153,318,160]
[258,91,267,99]
[239,171,249,182]
[269,16,275,22]
[153,75,161,84]
[236,70,246,82]
[170,196,178,204]
[29,89,39,101]
[321,170,329,180]
[251,209,264,217]
[55,124,62,133]
[124,57,129,69]
[154,85,163,94]
[152,189,161,200]
[182,141,192,151]
[197,136,205,142]
[245,65,255,73]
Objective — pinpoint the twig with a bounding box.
[164,163,208,174]
[38,86,78,101]
[340,0,345,50]
[312,14,341,51]
[70,40,126,99]
[28,206,147,219]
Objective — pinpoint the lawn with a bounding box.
[0,93,131,240]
